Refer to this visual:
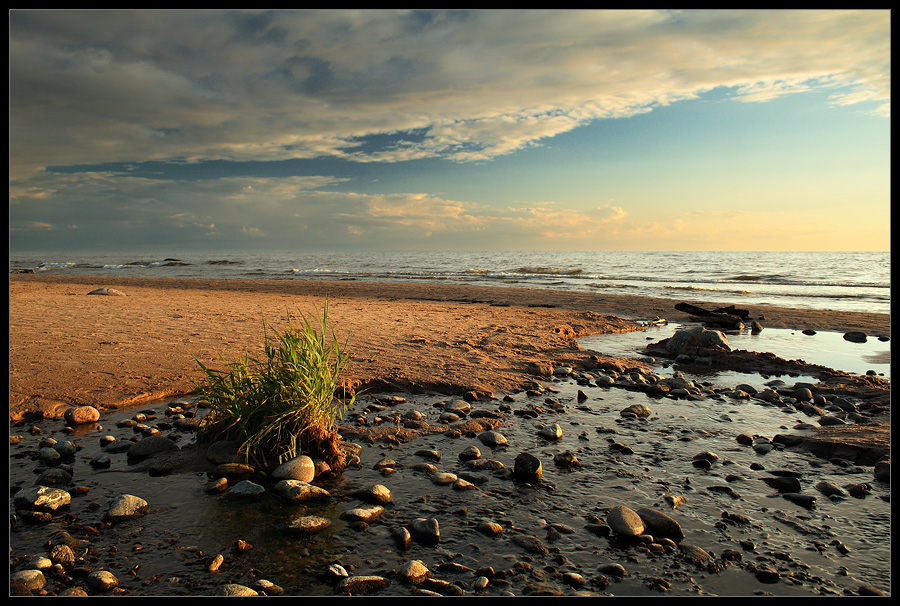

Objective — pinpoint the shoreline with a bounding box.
[8,274,891,422]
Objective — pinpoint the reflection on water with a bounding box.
[579,323,891,380]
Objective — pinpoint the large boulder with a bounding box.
[662,327,730,357]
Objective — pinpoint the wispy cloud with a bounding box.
[10,9,889,173]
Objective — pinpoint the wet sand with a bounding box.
[8,273,891,423]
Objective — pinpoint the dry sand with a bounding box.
[9,274,891,424]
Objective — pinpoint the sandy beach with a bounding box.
[9,273,890,422]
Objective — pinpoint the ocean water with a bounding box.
[10,250,890,316]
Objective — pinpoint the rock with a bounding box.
[86,570,120,592]
[598,563,626,577]
[815,481,847,497]
[843,331,867,343]
[409,518,440,543]
[459,446,482,461]
[476,520,504,536]
[431,472,458,485]
[349,484,393,505]
[224,480,266,501]
[679,543,713,566]
[513,452,543,483]
[526,362,553,377]
[213,463,257,482]
[607,505,645,537]
[763,476,802,492]
[340,505,385,524]
[620,403,652,418]
[538,424,563,440]
[64,406,100,426]
[10,569,46,593]
[272,455,315,482]
[273,480,331,503]
[635,507,684,539]
[87,288,126,296]
[391,526,413,548]
[415,449,441,462]
[512,535,550,556]
[214,584,259,596]
[754,565,780,583]
[104,494,149,522]
[206,440,241,464]
[285,515,331,536]
[127,435,179,459]
[553,451,579,467]
[478,430,508,448]
[399,560,431,584]
[663,326,730,356]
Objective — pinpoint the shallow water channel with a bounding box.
[9,328,891,597]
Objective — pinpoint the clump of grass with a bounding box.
[193,304,355,471]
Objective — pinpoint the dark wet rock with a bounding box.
[34,467,73,487]
[679,543,713,566]
[635,507,684,540]
[459,445,482,461]
[538,423,563,440]
[845,483,872,498]
[478,430,508,448]
[512,534,550,556]
[127,435,179,460]
[763,476,802,492]
[843,331,867,343]
[610,442,634,455]
[818,415,846,426]
[513,452,543,483]
[409,518,440,543]
[815,481,847,497]
[392,526,413,548]
[349,484,393,505]
[553,450,580,467]
[476,520,504,536]
[754,565,780,583]
[598,562,626,577]
[212,462,257,482]
[415,448,441,462]
[782,493,817,508]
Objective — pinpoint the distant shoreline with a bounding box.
[9,273,890,422]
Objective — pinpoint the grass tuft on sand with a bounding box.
[194,304,354,471]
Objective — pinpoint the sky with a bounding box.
[8,9,891,253]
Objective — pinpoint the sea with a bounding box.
[9,249,890,316]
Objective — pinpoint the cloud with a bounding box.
[8,170,638,249]
[10,9,890,174]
